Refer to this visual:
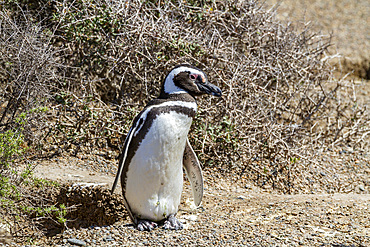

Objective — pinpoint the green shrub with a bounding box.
[0,130,24,169]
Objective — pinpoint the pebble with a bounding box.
[358,185,365,191]
[244,184,251,189]
[181,215,198,221]
[67,238,87,246]
[103,236,114,241]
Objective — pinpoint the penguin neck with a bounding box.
[158,91,197,103]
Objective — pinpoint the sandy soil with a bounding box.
[9,156,364,246]
[264,0,369,79]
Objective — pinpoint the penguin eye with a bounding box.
[189,74,197,81]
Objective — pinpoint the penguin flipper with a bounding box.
[183,138,203,207]
[111,126,134,195]
[111,126,138,225]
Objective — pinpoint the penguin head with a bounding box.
[162,64,222,97]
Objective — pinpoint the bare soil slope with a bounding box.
[265,0,369,79]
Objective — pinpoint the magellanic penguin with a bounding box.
[111,64,222,231]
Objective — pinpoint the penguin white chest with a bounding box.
[125,111,193,221]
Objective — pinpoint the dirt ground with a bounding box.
[1,0,369,246]
[3,151,364,246]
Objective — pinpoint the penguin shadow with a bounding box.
[40,183,129,237]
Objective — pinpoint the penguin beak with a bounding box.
[204,82,222,97]
[196,77,222,97]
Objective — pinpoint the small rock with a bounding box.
[358,185,365,191]
[67,238,87,246]
[103,236,115,241]
[181,215,198,221]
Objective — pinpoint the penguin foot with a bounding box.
[137,220,158,231]
[163,215,183,230]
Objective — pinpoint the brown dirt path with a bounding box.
[27,157,370,246]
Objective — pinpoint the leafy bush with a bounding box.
[0,130,24,169]
[0,115,68,240]
[0,122,27,200]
